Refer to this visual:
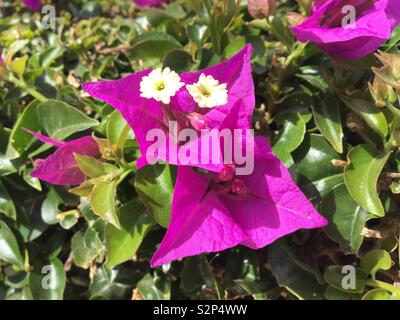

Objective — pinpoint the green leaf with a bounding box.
[293,134,343,186]
[41,188,61,225]
[37,100,99,140]
[90,266,137,300]
[324,266,367,293]
[344,144,390,216]
[71,229,100,269]
[10,55,28,77]
[57,210,79,230]
[360,249,392,278]
[135,164,175,228]
[269,17,295,49]
[296,66,328,91]
[130,32,182,60]
[163,49,193,73]
[136,273,170,300]
[29,258,66,300]
[74,154,116,178]
[9,101,40,155]
[312,93,343,153]
[17,201,48,242]
[320,183,371,254]
[106,110,134,149]
[362,289,392,300]
[0,221,24,268]
[223,38,246,58]
[89,181,120,228]
[105,199,155,268]
[180,255,222,299]
[188,22,208,46]
[0,180,16,220]
[268,243,325,300]
[324,286,351,300]
[340,95,388,140]
[273,112,306,153]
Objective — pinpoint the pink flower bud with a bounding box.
[231,179,248,198]
[217,164,235,182]
[187,112,209,131]
[33,158,45,168]
[248,0,276,19]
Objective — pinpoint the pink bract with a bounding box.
[150,136,328,267]
[25,130,99,186]
[292,0,400,60]
[83,45,255,172]
[23,0,41,11]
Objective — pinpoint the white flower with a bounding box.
[186,74,228,108]
[140,67,184,104]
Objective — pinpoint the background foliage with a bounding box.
[0,0,399,300]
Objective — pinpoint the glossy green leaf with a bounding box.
[41,188,61,225]
[293,134,343,186]
[106,110,134,149]
[268,243,325,300]
[163,49,193,73]
[320,183,371,254]
[269,17,294,49]
[105,199,155,267]
[74,154,116,178]
[273,112,306,154]
[89,181,120,228]
[344,144,390,216]
[180,255,222,299]
[360,249,392,278]
[0,221,24,268]
[362,289,392,300]
[135,164,175,228]
[37,100,99,140]
[9,101,40,155]
[29,258,66,300]
[324,286,351,300]
[340,95,388,140]
[71,229,100,269]
[0,180,16,220]
[89,266,138,300]
[136,273,170,300]
[312,93,343,153]
[10,55,28,77]
[130,32,181,60]
[324,266,367,293]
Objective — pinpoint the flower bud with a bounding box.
[231,179,248,198]
[248,0,276,19]
[287,12,305,27]
[217,164,235,182]
[373,51,400,89]
[212,0,228,16]
[373,65,400,90]
[187,112,209,131]
[368,77,396,107]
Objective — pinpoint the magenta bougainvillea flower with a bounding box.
[83,45,254,172]
[133,0,167,7]
[25,130,99,186]
[150,135,328,267]
[23,0,41,11]
[292,0,400,60]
